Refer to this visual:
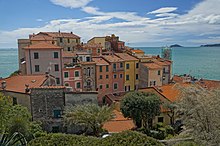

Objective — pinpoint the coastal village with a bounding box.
[0,31,220,144]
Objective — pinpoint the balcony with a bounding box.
[113,68,124,72]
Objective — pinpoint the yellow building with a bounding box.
[87,37,106,49]
[115,53,139,91]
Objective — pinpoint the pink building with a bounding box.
[83,43,103,57]
[24,42,63,85]
[92,57,112,102]
[102,55,124,94]
[63,66,82,92]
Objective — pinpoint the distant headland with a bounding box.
[200,43,220,47]
[170,44,183,48]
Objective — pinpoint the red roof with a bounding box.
[92,57,109,65]
[142,62,163,69]
[24,42,62,50]
[0,75,49,93]
[115,53,138,61]
[103,110,135,133]
[62,51,77,58]
[42,32,80,39]
[102,55,124,63]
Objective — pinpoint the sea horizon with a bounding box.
[0,46,219,81]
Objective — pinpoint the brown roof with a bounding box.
[24,42,62,50]
[142,62,163,69]
[80,61,96,65]
[131,49,145,53]
[103,110,135,133]
[102,55,124,63]
[83,43,103,48]
[0,75,48,93]
[62,51,77,58]
[92,57,109,65]
[115,53,138,61]
[40,32,80,39]
[30,34,55,41]
[154,59,172,66]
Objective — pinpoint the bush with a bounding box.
[28,131,163,146]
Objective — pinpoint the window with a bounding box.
[56,78,60,84]
[120,74,123,78]
[100,85,103,89]
[97,49,100,53]
[54,52,59,58]
[68,38,70,43]
[153,81,156,86]
[76,82,81,88]
[55,64,59,71]
[100,75,102,79]
[158,117,164,123]
[68,47,71,51]
[35,65,40,72]
[34,52,39,59]
[64,83,69,86]
[136,74,139,80]
[12,97,17,105]
[99,66,102,72]
[60,38,63,43]
[126,63,130,69]
[158,70,161,75]
[86,57,91,62]
[114,83,118,90]
[113,63,116,70]
[106,75,109,79]
[124,86,127,91]
[114,74,117,79]
[120,62,123,68]
[106,66,109,72]
[53,109,61,118]
[106,84,109,89]
[126,75,130,81]
[163,68,166,73]
[136,63,139,68]
[75,71,79,77]
[64,72,69,78]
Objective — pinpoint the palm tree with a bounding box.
[0,132,27,146]
[64,104,113,136]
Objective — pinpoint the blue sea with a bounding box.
[0,47,219,80]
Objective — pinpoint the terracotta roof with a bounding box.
[196,79,220,89]
[24,42,62,50]
[102,55,124,63]
[62,51,77,58]
[32,86,65,89]
[41,32,80,39]
[131,49,145,53]
[103,110,135,133]
[0,75,48,93]
[83,43,103,48]
[142,62,163,69]
[154,59,172,66]
[92,57,109,65]
[115,53,138,61]
[30,34,55,41]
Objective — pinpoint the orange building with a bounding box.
[102,55,125,94]
[93,57,112,102]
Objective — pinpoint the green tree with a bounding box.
[120,91,161,130]
[0,93,12,133]
[64,104,113,137]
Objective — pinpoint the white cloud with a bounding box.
[1,0,220,47]
[50,0,92,8]
[148,7,177,14]
[36,19,43,22]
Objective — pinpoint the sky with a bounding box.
[0,0,220,47]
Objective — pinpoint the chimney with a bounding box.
[58,30,60,34]
[1,81,6,90]
[25,84,30,93]
[70,31,73,34]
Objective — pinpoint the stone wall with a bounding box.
[30,87,65,132]
[65,92,98,106]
